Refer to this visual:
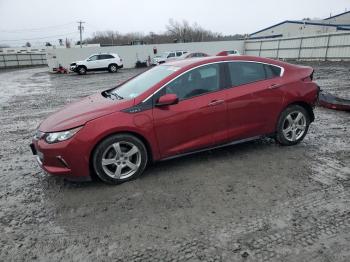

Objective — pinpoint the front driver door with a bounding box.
[86,55,99,69]
[152,63,227,159]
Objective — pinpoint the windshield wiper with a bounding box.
[106,91,124,100]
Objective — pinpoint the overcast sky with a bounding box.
[0,0,349,46]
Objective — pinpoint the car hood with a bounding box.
[154,57,165,61]
[39,93,133,132]
[70,60,85,65]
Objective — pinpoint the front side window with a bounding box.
[111,65,179,99]
[167,53,175,58]
[88,55,98,61]
[164,64,220,100]
[228,62,275,87]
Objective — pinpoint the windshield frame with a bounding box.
[110,65,180,100]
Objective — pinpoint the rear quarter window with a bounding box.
[264,64,282,79]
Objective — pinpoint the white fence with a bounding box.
[2,31,350,70]
[46,40,245,71]
[244,32,350,60]
[0,53,47,68]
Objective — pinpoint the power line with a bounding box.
[0,32,78,42]
[0,22,76,33]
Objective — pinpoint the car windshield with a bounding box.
[161,52,170,58]
[111,65,180,99]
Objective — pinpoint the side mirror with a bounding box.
[156,94,179,107]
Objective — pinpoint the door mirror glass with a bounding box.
[156,94,179,106]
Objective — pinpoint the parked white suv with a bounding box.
[70,53,123,75]
[152,51,187,65]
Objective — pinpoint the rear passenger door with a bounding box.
[98,55,113,68]
[224,61,285,140]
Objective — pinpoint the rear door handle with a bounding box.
[208,99,225,106]
[269,83,282,89]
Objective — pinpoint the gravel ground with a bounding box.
[0,62,349,262]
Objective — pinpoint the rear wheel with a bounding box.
[92,134,148,184]
[108,64,118,73]
[275,105,310,146]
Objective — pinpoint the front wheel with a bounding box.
[92,134,148,184]
[77,66,87,75]
[275,105,310,146]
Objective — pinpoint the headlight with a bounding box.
[44,126,82,144]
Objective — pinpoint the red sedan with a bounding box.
[31,56,319,184]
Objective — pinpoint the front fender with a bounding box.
[78,111,160,162]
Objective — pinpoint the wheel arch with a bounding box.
[274,101,315,135]
[286,101,315,122]
[89,130,154,180]
[108,63,118,68]
[77,64,87,69]
[277,101,315,125]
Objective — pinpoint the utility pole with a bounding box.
[77,21,85,48]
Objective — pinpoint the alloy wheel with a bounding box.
[282,111,306,142]
[101,141,141,179]
[110,65,117,72]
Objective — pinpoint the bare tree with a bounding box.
[85,19,244,46]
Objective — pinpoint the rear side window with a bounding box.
[228,62,281,87]
[99,54,115,59]
[176,52,183,56]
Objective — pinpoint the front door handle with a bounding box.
[208,99,224,106]
[269,83,282,89]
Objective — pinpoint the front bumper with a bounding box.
[30,136,91,179]
[70,65,78,72]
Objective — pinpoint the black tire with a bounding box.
[108,64,118,73]
[275,105,310,146]
[92,134,148,184]
[77,66,87,75]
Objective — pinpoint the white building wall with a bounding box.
[46,40,244,71]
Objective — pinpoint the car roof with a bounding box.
[89,53,117,56]
[164,55,290,69]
